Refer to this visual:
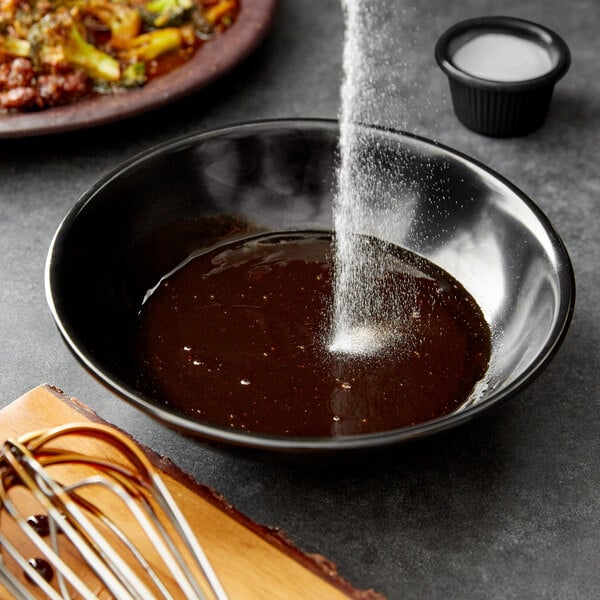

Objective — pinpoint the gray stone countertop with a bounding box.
[1,0,598,598]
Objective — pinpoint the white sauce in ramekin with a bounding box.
[452,33,554,81]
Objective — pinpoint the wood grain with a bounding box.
[0,385,384,600]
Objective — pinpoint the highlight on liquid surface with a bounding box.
[134,231,491,437]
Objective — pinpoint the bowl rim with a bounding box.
[45,118,576,451]
[435,15,571,91]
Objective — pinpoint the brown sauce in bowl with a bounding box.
[134,232,490,437]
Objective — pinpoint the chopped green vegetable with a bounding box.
[124,27,181,61]
[121,60,146,87]
[141,0,194,28]
[1,35,31,57]
[65,25,120,81]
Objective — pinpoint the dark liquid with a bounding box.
[135,232,490,437]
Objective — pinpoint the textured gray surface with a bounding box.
[1,0,598,598]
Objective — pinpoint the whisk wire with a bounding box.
[151,474,230,600]
[0,423,229,600]
[64,487,176,599]
[0,532,63,600]
[3,441,143,599]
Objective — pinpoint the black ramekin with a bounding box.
[435,16,571,137]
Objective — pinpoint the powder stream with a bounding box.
[331,1,416,356]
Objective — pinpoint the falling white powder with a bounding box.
[329,1,422,357]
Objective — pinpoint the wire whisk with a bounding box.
[0,422,229,600]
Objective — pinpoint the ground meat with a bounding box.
[0,85,37,109]
[0,57,34,88]
[37,70,90,107]
[0,57,91,110]
[0,58,37,109]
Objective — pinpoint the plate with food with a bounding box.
[0,0,276,137]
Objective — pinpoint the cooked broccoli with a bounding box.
[65,25,120,81]
[123,27,181,61]
[140,0,194,29]
[121,60,146,87]
[27,9,120,81]
[1,35,31,57]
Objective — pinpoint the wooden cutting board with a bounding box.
[0,385,384,600]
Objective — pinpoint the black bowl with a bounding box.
[46,119,575,451]
[435,16,571,137]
